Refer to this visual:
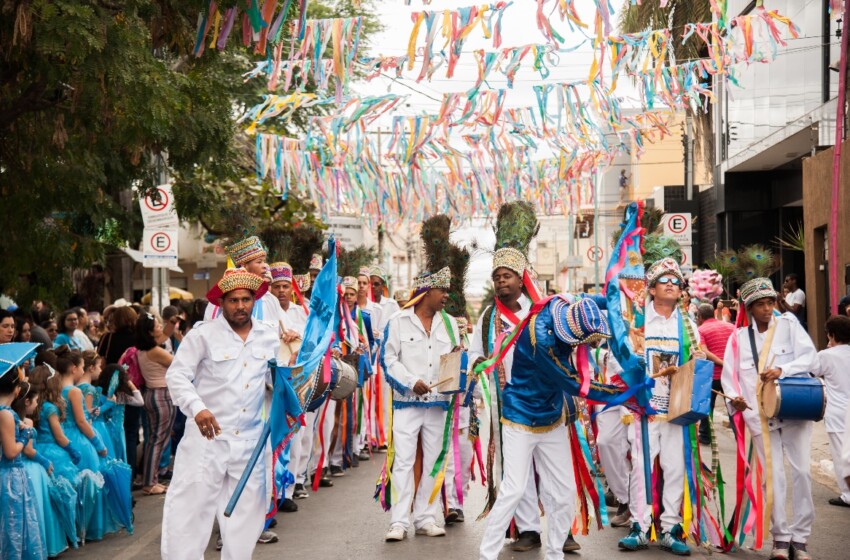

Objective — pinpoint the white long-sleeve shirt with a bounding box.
[643,301,700,416]
[166,315,279,441]
[721,313,818,434]
[375,296,401,334]
[279,303,307,336]
[468,295,532,384]
[812,344,850,433]
[382,307,457,408]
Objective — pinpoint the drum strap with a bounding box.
[748,322,776,539]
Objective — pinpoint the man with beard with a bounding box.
[162,269,280,560]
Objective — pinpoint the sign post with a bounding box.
[140,183,179,313]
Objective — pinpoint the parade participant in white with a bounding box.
[592,346,632,526]
[618,258,702,556]
[269,262,308,507]
[812,315,850,508]
[383,267,457,541]
[721,277,818,560]
[161,269,279,560]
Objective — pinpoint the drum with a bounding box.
[667,358,714,426]
[330,358,357,401]
[273,360,329,414]
[436,350,469,395]
[760,376,826,422]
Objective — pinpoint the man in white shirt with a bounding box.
[382,267,458,542]
[268,262,308,509]
[162,269,280,560]
[721,277,818,560]
[778,273,806,325]
[618,257,702,556]
[369,265,401,450]
[812,315,850,508]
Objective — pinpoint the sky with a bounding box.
[351,0,638,294]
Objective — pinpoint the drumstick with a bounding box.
[765,354,776,372]
[650,365,679,379]
[712,389,752,410]
[429,378,454,390]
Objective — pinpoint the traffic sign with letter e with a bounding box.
[663,213,692,245]
[143,227,178,268]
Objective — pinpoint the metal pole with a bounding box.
[593,173,601,290]
[685,114,694,200]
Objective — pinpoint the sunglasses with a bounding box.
[656,277,682,286]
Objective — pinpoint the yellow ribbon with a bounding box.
[755,322,776,538]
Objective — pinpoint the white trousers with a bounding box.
[596,408,630,504]
[626,420,685,532]
[295,410,317,485]
[479,424,575,560]
[284,428,304,499]
[446,428,474,510]
[389,406,447,530]
[752,421,815,543]
[309,399,337,473]
[161,429,266,560]
[828,431,850,504]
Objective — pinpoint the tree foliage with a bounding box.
[0,0,378,306]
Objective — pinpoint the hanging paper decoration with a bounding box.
[192,0,304,56]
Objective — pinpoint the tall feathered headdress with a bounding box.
[421,215,469,317]
[259,222,325,275]
[492,201,542,301]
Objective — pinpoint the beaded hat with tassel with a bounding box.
[420,214,469,317]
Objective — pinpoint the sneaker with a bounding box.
[769,541,790,560]
[293,483,308,499]
[789,542,811,560]
[604,489,618,508]
[330,465,345,477]
[445,508,459,525]
[358,450,371,461]
[454,509,465,523]
[257,530,278,544]
[280,498,298,513]
[618,523,649,551]
[215,535,222,551]
[563,534,581,553]
[385,525,406,542]
[610,502,632,527]
[828,496,850,508]
[659,524,690,556]
[351,454,359,468]
[511,531,542,552]
[415,523,446,537]
[267,518,278,529]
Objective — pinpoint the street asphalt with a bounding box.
[61,414,849,559]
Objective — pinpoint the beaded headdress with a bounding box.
[269,262,293,284]
[309,254,323,271]
[552,298,611,346]
[646,257,685,287]
[225,236,267,267]
[206,268,268,306]
[740,277,777,308]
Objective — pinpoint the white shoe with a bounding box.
[415,523,446,537]
[385,525,407,542]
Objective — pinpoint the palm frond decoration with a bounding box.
[773,221,805,252]
[421,214,469,317]
[260,222,325,274]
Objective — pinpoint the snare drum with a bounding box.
[760,376,826,422]
[330,358,358,401]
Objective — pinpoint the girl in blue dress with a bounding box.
[54,345,108,542]
[94,363,143,464]
[13,379,74,557]
[28,363,81,548]
[0,364,45,560]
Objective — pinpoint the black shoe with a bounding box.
[312,475,334,488]
[698,435,711,445]
[351,454,359,468]
[445,509,459,525]
[563,534,581,553]
[132,482,144,492]
[280,498,298,513]
[511,531,542,552]
[330,465,345,477]
[268,517,278,528]
[829,497,850,507]
[158,469,174,481]
[604,489,617,508]
[454,509,465,523]
[293,483,308,499]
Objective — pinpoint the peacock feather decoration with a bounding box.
[494,201,540,253]
[728,244,778,284]
[421,215,469,318]
[643,233,684,270]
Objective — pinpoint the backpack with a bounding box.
[119,347,145,389]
